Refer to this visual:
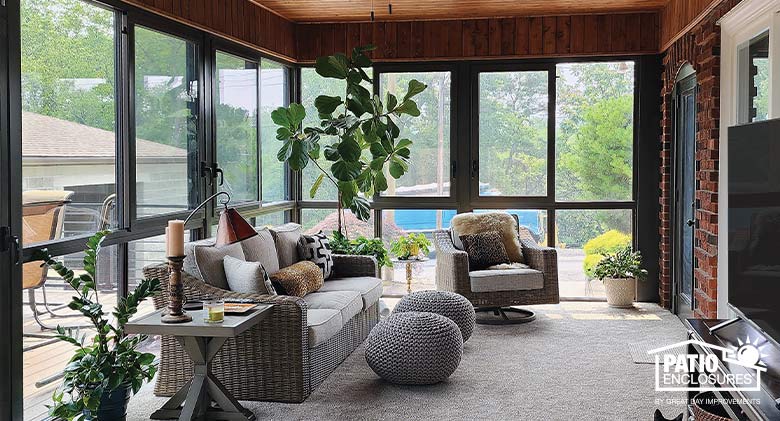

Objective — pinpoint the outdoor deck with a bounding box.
[22,287,159,421]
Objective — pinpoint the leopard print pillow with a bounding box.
[270,261,324,297]
[459,231,511,270]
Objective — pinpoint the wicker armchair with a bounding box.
[144,254,379,404]
[433,224,559,324]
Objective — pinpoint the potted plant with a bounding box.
[32,231,161,421]
[329,230,392,268]
[593,246,647,308]
[272,45,427,237]
[390,233,432,260]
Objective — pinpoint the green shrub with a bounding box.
[582,230,631,277]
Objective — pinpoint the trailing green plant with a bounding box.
[31,231,162,420]
[390,233,432,260]
[272,45,427,235]
[582,230,631,277]
[592,246,648,281]
[329,230,392,267]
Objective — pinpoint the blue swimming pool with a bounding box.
[390,209,543,235]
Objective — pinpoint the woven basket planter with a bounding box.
[603,277,636,308]
[691,392,731,421]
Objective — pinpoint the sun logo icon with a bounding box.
[732,336,768,368]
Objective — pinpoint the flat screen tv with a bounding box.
[728,118,780,345]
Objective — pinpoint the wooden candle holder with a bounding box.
[161,256,192,323]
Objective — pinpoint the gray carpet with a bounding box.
[128,302,689,421]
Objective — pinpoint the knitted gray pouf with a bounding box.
[392,290,476,342]
[365,312,463,385]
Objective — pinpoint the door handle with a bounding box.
[200,161,213,186]
[13,236,21,266]
[471,160,478,179]
[213,165,224,186]
[686,219,695,227]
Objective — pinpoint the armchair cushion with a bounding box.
[469,268,544,293]
[318,276,383,309]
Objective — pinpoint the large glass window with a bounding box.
[555,209,633,298]
[478,71,549,197]
[301,208,374,238]
[300,68,342,202]
[379,72,452,197]
[215,51,259,204]
[21,0,118,244]
[134,26,199,217]
[260,60,289,202]
[381,209,455,295]
[556,62,635,202]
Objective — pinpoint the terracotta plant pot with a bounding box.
[603,277,636,308]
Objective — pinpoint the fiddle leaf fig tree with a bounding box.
[273,45,427,235]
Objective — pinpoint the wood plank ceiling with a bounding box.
[251,0,668,23]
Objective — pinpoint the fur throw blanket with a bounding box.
[451,212,524,263]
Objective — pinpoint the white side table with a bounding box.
[126,305,273,420]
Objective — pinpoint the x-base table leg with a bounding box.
[151,336,256,421]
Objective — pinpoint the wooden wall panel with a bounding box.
[121,0,297,61]
[296,12,659,62]
[660,0,721,50]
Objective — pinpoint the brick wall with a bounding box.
[658,0,741,318]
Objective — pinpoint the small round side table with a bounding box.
[390,257,429,294]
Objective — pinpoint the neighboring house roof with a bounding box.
[22,111,186,159]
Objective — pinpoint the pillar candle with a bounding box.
[165,227,170,257]
[167,219,185,257]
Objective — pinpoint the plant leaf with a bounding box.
[314,95,342,115]
[403,79,427,102]
[331,160,362,181]
[337,138,361,162]
[310,173,325,198]
[271,107,291,128]
[315,54,349,79]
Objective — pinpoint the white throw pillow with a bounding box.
[223,255,276,295]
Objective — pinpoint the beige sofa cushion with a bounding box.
[303,290,362,322]
[223,255,276,295]
[451,212,524,263]
[469,268,543,293]
[318,277,383,309]
[240,227,280,275]
[307,309,343,348]
[270,223,302,268]
[193,242,245,290]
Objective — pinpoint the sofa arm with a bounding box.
[433,230,471,293]
[332,254,379,278]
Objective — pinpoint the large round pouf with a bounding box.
[365,312,463,385]
[392,290,476,342]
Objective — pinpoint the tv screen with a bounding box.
[728,118,780,344]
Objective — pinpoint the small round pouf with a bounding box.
[365,312,463,385]
[392,290,476,342]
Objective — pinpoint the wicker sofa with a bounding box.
[143,224,381,403]
[433,215,559,322]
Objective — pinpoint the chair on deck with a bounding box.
[22,190,76,335]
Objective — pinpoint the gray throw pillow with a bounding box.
[193,242,245,290]
[297,231,334,279]
[240,227,280,275]
[223,255,276,295]
[270,223,302,268]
